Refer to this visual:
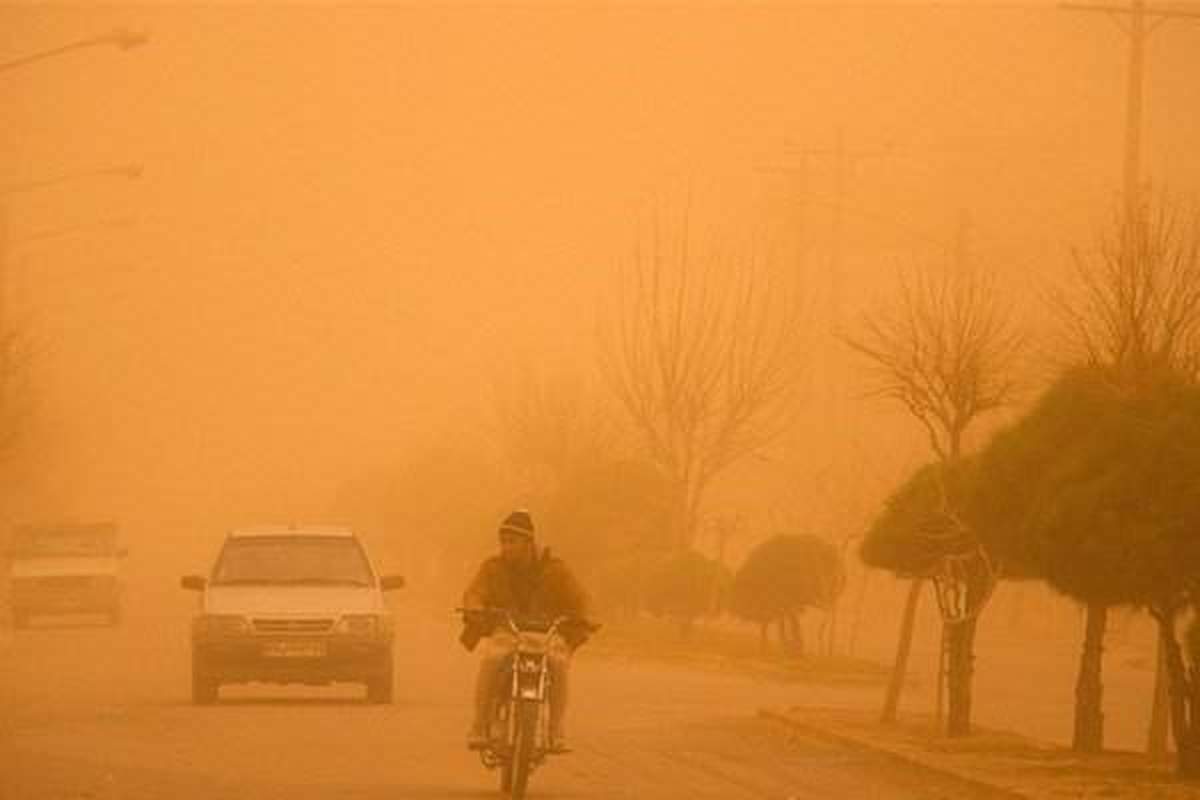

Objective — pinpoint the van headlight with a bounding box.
[336,614,383,637]
[193,614,249,639]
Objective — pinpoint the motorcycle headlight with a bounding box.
[517,654,543,674]
[194,614,249,638]
[336,614,383,637]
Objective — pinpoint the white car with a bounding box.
[9,522,126,628]
[181,526,404,704]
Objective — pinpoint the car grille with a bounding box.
[252,617,334,635]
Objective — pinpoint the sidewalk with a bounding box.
[763,706,1200,799]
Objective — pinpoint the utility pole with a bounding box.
[1062,0,1200,758]
[788,128,895,330]
[1062,1,1200,224]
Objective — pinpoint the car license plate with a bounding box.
[262,640,326,658]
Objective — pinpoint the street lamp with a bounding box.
[0,28,149,73]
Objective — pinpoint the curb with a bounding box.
[759,708,1030,799]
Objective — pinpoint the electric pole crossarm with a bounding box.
[1,165,143,197]
[1060,1,1200,21]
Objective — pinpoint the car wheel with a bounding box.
[366,652,393,704]
[191,656,219,705]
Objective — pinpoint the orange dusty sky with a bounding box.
[1,3,1198,542]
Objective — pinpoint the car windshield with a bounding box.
[211,537,374,586]
[11,525,118,558]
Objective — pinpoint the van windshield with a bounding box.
[211,537,374,586]
[11,525,118,558]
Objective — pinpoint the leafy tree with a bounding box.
[861,462,980,578]
[1065,378,1200,776]
[1046,195,1200,753]
[968,369,1134,751]
[973,369,1200,775]
[729,534,845,656]
[641,549,728,636]
[846,258,1023,734]
[861,460,982,723]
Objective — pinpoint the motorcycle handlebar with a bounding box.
[455,607,600,633]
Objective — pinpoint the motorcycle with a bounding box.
[458,608,596,799]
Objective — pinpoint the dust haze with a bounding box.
[3,3,1200,798]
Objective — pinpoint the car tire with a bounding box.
[366,652,393,705]
[192,655,219,705]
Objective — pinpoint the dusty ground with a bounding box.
[1,591,1012,800]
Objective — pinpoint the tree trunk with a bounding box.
[788,612,805,658]
[946,616,978,737]
[1156,611,1200,778]
[881,578,923,724]
[1149,631,1171,757]
[826,602,838,657]
[1073,602,1107,752]
[848,571,871,657]
[777,618,795,657]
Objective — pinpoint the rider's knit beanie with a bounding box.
[499,509,535,540]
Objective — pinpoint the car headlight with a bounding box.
[336,614,384,637]
[193,614,249,639]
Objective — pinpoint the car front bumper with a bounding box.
[193,637,392,684]
[11,576,120,616]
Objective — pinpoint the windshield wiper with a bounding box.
[271,577,372,587]
[210,578,280,586]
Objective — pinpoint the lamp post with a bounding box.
[0,29,148,74]
[0,26,147,630]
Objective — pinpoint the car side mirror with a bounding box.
[380,575,406,591]
[181,575,207,591]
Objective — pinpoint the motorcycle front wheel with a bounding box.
[509,699,540,799]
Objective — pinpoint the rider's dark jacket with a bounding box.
[460,548,590,651]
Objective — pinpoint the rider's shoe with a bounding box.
[467,728,489,751]
[546,735,570,754]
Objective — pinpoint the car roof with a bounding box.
[226,525,356,539]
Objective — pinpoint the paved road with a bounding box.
[2,597,1008,799]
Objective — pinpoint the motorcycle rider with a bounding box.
[460,509,590,753]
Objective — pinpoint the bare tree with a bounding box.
[1056,197,1200,386]
[599,207,805,552]
[1052,193,1200,755]
[489,362,620,498]
[846,258,1023,736]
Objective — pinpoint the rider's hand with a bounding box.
[560,620,591,651]
[462,607,488,624]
